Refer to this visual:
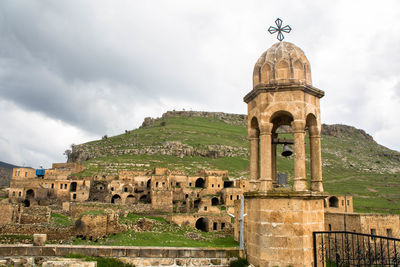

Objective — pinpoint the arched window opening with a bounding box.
[328,196,339,208]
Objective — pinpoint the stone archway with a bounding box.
[26,189,34,198]
[211,197,219,206]
[195,178,205,188]
[195,217,209,232]
[329,196,339,208]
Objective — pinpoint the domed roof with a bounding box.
[253,42,312,88]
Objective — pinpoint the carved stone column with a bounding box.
[292,120,307,191]
[310,134,323,192]
[249,131,260,181]
[259,123,273,191]
[271,133,278,186]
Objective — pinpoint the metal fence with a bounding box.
[313,231,400,266]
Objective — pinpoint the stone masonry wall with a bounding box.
[20,206,50,224]
[0,224,74,241]
[0,245,239,267]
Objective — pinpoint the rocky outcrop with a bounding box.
[321,124,375,142]
[161,111,247,126]
[69,140,248,163]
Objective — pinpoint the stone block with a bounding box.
[41,246,57,256]
[33,234,47,246]
[110,248,126,257]
[11,246,28,256]
[0,246,12,256]
[160,258,174,265]
[175,258,185,266]
[191,259,202,266]
[164,248,179,258]
[62,202,70,212]
[125,248,139,257]
[140,248,164,258]
[210,258,221,265]
[97,247,112,257]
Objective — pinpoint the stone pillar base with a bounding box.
[244,190,326,267]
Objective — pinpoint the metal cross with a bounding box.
[268,18,291,41]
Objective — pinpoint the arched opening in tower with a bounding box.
[195,178,205,188]
[195,217,209,232]
[270,111,294,188]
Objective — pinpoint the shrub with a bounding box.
[229,257,249,267]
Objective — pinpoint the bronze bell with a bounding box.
[281,144,293,157]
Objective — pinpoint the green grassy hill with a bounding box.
[69,111,400,214]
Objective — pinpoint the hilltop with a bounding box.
[67,111,400,214]
[0,161,20,188]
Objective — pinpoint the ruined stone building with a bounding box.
[7,163,247,232]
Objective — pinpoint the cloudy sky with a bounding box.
[1,0,399,168]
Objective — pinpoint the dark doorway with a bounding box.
[146,179,151,189]
[70,182,77,192]
[223,181,234,188]
[195,178,205,188]
[111,194,121,204]
[194,199,201,209]
[139,195,148,203]
[211,197,219,206]
[26,189,34,199]
[195,217,209,232]
[329,196,339,208]
[23,199,30,207]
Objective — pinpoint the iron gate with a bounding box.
[313,231,400,266]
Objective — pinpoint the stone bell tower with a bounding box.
[244,41,324,192]
[243,41,326,266]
